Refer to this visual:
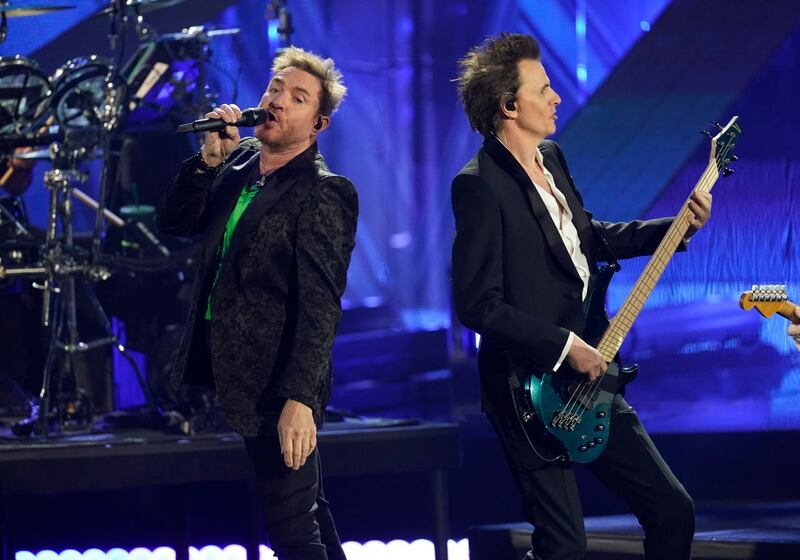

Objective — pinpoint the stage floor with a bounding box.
[0,419,461,560]
[470,501,800,559]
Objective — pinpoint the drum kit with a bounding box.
[0,0,239,436]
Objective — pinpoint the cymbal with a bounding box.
[99,0,184,15]
[0,3,75,17]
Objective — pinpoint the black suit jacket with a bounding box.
[157,139,358,436]
[451,136,678,416]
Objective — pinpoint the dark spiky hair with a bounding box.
[456,33,541,136]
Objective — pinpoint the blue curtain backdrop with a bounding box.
[200,0,669,312]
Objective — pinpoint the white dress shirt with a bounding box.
[530,148,590,372]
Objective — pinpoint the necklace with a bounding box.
[252,173,269,189]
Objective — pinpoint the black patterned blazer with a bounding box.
[157,139,358,436]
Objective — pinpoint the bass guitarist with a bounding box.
[450,33,711,560]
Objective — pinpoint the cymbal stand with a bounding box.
[94,0,128,261]
[0,144,155,437]
[0,149,102,435]
[36,153,114,436]
[87,1,167,426]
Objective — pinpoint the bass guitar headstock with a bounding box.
[705,116,741,178]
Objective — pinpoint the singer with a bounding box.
[157,46,356,560]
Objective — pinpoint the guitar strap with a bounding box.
[503,349,528,393]
[589,221,620,271]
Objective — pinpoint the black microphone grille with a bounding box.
[242,108,268,126]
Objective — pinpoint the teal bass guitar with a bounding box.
[515,116,742,464]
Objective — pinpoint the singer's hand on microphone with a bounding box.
[201,103,242,167]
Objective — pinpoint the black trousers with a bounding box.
[203,320,344,560]
[488,395,694,560]
[244,434,347,560]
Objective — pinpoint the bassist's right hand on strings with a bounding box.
[566,335,607,381]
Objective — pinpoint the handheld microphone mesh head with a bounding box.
[241,108,268,126]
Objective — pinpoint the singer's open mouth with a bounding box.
[266,110,278,122]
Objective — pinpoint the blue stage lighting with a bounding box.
[267,20,279,41]
[575,16,586,37]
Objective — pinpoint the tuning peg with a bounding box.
[722,167,734,177]
[701,130,713,137]
[711,121,723,130]
[729,154,738,161]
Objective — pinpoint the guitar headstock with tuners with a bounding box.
[739,285,797,320]
[707,116,741,177]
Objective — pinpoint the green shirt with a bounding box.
[205,181,263,320]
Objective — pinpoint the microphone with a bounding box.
[176,108,268,134]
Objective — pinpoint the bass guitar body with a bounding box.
[521,264,638,463]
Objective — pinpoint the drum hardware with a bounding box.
[0,129,62,150]
[0,194,37,297]
[1,59,138,436]
[4,143,125,228]
[34,165,106,435]
[24,47,153,435]
[0,1,232,435]
[0,158,151,437]
[186,25,240,39]
[122,26,233,132]
[38,3,202,433]
[49,56,117,133]
[74,186,126,228]
[0,56,50,135]
[115,204,169,257]
[100,0,187,44]
[0,194,30,239]
[41,2,170,434]
[7,147,49,160]
[98,0,185,16]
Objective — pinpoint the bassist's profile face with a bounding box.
[505,58,561,142]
